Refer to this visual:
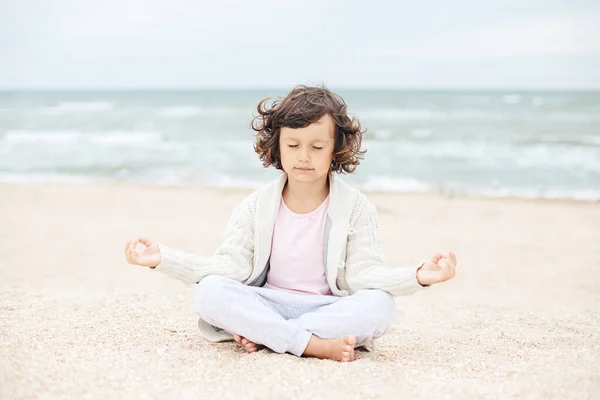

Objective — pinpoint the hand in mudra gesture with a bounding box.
[125,237,161,268]
[416,251,457,286]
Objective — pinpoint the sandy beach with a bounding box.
[1,181,598,399]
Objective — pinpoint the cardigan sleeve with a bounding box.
[344,201,426,297]
[153,193,256,286]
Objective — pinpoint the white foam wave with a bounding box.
[360,107,599,124]
[532,134,600,147]
[157,105,247,118]
[470,187,600,202]
[360,109,440,121]
[366,140,600,171]
[357,176,600,201]
[371,129,394,139]
[2,130,163,146]
[371,128,437,140]
[41,101,114,115]
[208,175,270,189]
[410,129,432,139]
[512,144,600,172]
[3,130,81,143]
[0,172,102,184]
[360,108,503,122]
[532,96,544,106]
[88,131,163,145]
[0,171,597,201]
[581,135,600,146]
[502,94,522,104]
[368,140,485,160]
[157,106,202,118]
[359,176,431,193]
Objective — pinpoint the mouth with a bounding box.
[294,167,314,171]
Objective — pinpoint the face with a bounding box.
[279,114,335,184]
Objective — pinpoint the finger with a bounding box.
[129,244,141,265]
[438,259,453,279]
[125,240,132,260]
[443,252,456,267]
[126,241,136,264]
[422,261,441,271]
[441,253,457,270]
[234,334,242,343]
[441,255,455,268]
[126,251,133,264]
[442,258,456,278]
[448,251,457,265]
[138,237,153,247]
[431,253,443,263]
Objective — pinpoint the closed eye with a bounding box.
[287,144,322,149]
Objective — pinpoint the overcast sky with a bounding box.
[1,0,599,89]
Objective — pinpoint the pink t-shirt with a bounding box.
[263,195,332,295]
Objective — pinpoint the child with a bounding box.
[125,85,457,362]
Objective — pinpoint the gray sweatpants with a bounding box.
[193,275,398,357]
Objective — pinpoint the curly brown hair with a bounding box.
[251,85,366,174]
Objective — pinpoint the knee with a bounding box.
[355,289,397,327]
[194,275,235,317]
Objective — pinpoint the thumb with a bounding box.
[138,237,154,248]
[128,246,143,265]
[129,246,153,267]
[439,257,451,270]
[430,253,443,264]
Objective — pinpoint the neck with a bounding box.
[282,174,330,213]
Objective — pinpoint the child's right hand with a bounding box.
[124,237,161,268]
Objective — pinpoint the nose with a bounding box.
[299,147,310,162]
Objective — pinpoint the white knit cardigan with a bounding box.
[155,173,425,348]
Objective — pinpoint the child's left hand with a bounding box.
[416,252,457,286]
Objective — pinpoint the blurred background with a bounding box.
[1,0,599,200]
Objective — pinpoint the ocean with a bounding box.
[1,89,599,201]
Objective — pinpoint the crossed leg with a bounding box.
[194,276,396,362]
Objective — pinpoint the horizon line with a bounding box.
[1,86,600,93]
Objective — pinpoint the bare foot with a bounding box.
[233,334,262,353]
[303,335,356,362]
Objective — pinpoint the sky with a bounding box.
[1,0,599,90]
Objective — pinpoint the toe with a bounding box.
[345,335,357,347]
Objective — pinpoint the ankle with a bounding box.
[303,335,327,358]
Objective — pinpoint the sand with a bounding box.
[1,181,599,399]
